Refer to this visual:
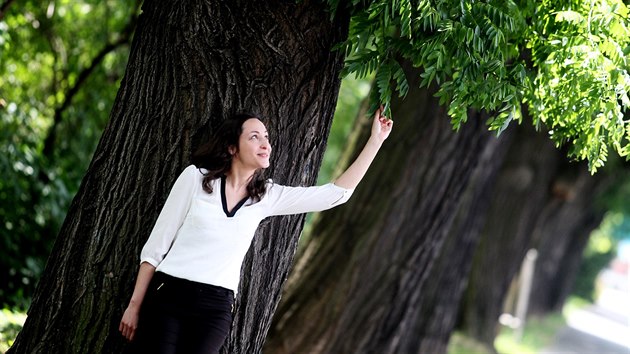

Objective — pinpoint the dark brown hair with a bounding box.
[191,113,268,202]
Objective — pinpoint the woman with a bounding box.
[119,107,393,353]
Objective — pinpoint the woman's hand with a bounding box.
[119,304,140,341]
[370,106,393,144]
[119,262,155,341]
[333,105,394,190]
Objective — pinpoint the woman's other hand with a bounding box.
[119,304,140,341]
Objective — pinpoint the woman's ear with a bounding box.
[228,145,237,156]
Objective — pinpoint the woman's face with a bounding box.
[232,118,272,170]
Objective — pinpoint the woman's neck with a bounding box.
[225,164,255,190]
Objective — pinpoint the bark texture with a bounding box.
[265,62,498,354]
[458,124,606,348]
[412,125,514,354]
[422,124,607,352]
[459,123,563,346]
[526,162,607,316]
[9,1,349,353]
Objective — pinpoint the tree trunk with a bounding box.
[9,1,349,353]
[526,163,607,316]
[458,123,611,347]
[411,126,515,354]
[459,123,563,346]
[265,61,498,354]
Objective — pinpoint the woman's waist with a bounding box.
[153,271,235,299]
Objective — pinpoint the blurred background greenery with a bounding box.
[1,0,138,311]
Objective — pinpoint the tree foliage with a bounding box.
[332,0,629,172]
[0,0,139,309]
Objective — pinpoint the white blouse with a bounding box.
[140,165,353,292]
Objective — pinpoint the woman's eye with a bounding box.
[250,135,258,140]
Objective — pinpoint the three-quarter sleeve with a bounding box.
[264,181,354,216]
[140,165,198,267]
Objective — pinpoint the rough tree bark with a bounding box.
[458,123,568,347]
[411,126,514,354]
[9,1,349,353]
[414,124,607,353]
[458,127,612,349]
[265,62,498,354]
[526,162,607,316]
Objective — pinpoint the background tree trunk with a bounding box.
[459,123,562,347]
[9,1,349,353]
[527,163,607,316]
[412,126,514,354]
[458,122,610,348]
[418,124,608,353]
[265,62,498,354]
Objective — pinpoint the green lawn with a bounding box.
[448,297,589,354]
[493,312,566,354]
[448,312,566,354]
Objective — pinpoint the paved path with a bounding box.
[541,287,629,354]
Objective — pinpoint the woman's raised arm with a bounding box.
[333,106,393,190]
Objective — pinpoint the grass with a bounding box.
[448,297,590,354]
[448,332,495,354]
[494,312,566,354]
[0,308,26,353]
[447,312,566,354]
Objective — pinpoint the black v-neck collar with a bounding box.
[220,175,249,218]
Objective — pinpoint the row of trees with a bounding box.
[264,61,626,353]
[3,0,628,353]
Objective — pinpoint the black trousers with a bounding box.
[127,272,235,354]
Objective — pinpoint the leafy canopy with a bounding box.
[332,0,630,173]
